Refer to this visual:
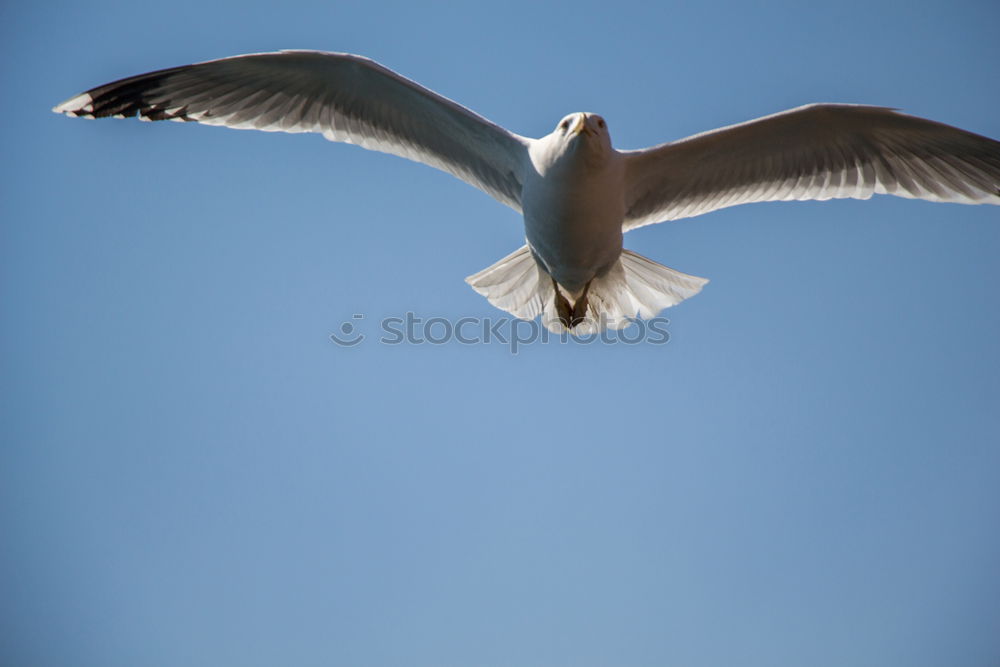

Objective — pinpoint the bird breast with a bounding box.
[521,143,626,289]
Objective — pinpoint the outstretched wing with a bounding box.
[623,104,1000,231]
[54,50,529,211]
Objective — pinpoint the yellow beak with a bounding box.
[570,114,587,136]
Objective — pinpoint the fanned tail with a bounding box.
[466,246,708,334]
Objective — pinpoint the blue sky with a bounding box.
[3,1,999,665]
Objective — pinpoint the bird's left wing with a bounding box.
[54,50,530,211]
[622,104,1000,231]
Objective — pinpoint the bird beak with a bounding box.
[570,114,588,136]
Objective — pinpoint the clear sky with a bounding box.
[3,1,999,666]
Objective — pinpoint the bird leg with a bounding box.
[553,278,593,330]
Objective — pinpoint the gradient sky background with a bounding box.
[3,1,999,666]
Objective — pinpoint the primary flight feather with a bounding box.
[54,50,1000,332]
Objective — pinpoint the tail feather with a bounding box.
[615,249,709,318]
[467,246,708,334]
[465,245,552,320]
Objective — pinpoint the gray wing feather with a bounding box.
[623,104,1000,231]
[53,51,529,211]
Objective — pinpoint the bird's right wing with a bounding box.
[54,50,530,211]
[622,104,1000,231]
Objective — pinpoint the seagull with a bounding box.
[53,50,1000,332]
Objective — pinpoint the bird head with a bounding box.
[552,112,612,158]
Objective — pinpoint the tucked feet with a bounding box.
[552,278,593,330]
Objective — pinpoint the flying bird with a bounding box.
[53,51,1000,332]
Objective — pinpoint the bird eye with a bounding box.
[597,119,605,129]
[559,120,569,130]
